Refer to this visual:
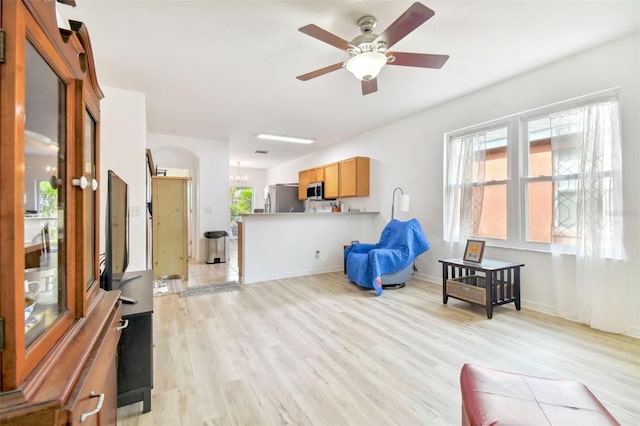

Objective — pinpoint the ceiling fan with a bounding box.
[296,2,449,96]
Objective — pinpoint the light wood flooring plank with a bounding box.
[118,272,640,425]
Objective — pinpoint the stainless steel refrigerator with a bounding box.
[265,184,304,213]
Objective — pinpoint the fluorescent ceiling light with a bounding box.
[256,133,315,144]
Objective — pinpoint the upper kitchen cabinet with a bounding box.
[299,157,371,200]
[0,1,121,423]
[323,162,339,199]
[309,167,324,183]
[298,169,309,200]
[339,157,370,198]
[298,167,324,200]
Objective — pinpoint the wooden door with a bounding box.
[152,177,189,279]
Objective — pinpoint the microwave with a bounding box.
[306,181,324,200]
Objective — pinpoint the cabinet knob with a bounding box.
[72,176,88,189]
[49,174,63,190]
[80,391,104,422]
[91,178,99,191]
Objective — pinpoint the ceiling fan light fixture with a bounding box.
[346,51,387,81]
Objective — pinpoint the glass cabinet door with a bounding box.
[84,109,98,289]
[23,40,67,347]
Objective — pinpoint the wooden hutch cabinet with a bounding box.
[0,1,122,424]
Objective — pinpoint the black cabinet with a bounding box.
[116,270,154,412]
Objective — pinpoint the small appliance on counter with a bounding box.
[265,184,304,213]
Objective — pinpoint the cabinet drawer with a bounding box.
[67,303,122,425]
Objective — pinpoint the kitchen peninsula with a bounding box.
[239,211,380,284]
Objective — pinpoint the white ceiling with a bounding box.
[58,1,639,169]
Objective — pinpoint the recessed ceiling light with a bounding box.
[256,133,315,144]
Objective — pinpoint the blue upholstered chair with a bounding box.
[344,218,430,295]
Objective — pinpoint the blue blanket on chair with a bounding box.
[344,218,430,296]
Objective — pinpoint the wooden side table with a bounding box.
[439,258,524,319]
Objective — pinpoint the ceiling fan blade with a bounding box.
[361,78,378,96]
[296,62,345,81]
[299,24,352,51]
[375,2,435,49]
[387,52,449,69]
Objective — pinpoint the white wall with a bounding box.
[269,33,640,336]
[100,86,147,272]
[147,133,228,262]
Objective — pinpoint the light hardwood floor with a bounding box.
[118,269,640,425]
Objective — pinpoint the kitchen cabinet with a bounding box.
[309,167,324,183]
[0,1,121,424]
[299,157,371,200]
[323,162,339,199]
[298,167,323,200]
[152,176,190,279]
[339,157,370,197]
[298,169,309,200]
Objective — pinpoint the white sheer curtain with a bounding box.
[550,99,627,332]
[444,133,486,244]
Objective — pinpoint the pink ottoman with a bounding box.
[460,363,619,426]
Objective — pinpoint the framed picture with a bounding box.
[463,239,485,263]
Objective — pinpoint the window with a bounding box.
[38,179,58,217]
[229,186,253,241]
[444,90,623,258]
[444,126,509,241]
[524,113,583,245]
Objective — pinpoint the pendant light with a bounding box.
[230,162,248,184]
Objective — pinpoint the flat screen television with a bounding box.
[102,170,129,291]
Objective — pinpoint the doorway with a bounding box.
[229,186,253,242]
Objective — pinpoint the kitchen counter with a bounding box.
[239,211,381,284]
[240,211,378,217]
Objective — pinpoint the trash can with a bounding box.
[204,230,228,264]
